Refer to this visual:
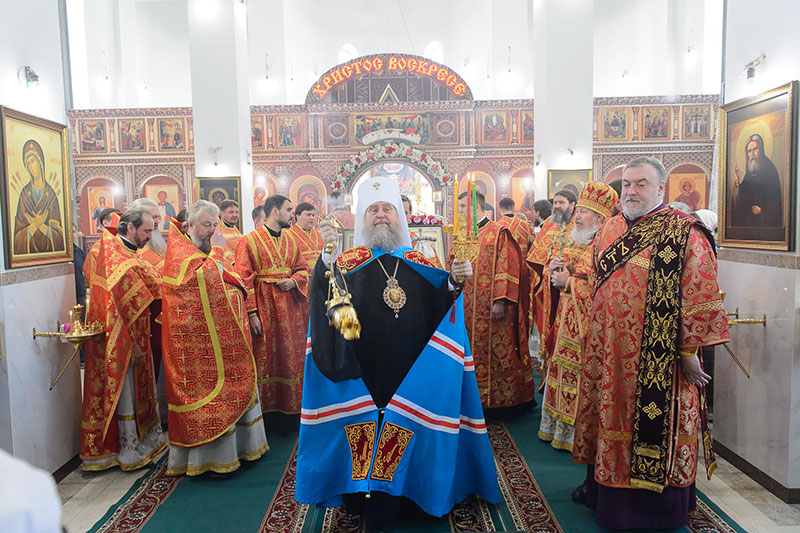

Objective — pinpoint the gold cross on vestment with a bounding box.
[548,224,572,261]
[373,182,381,190]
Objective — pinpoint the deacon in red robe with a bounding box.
[162,200,268,476]
[218,199,243,266]
[572,157,729,529]
[458,191,534,413]
[235,195,310,422]
[80,208,165,471]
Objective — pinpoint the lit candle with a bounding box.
[466,175,472,238]
[471,175,478,238]
[453,175,458,235]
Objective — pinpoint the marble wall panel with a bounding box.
[716,259,795,487]
[2,274,80,473]
[0,291,11,454]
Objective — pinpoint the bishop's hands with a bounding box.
[549,257,569,289]
[449,259,472,286]
[680,352,711,388]
[319,217,338,251]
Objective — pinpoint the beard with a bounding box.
[192,234,212,254]
[570,224,598,246]
[748,156,761,174]
[362,221,404,251]
[278,219,291,229]
[148,228,167,255]
[552,206,573,225]
[622,195,661,219]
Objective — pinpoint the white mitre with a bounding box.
[353,176,412,249]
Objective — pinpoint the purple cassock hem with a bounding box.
[584,465,696,530]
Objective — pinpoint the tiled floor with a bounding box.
[57,441,800,532]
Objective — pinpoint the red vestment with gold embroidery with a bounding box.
[540,241,593,445]
[461,221,533,408]
[572,209,729,490]
[526,217,575,346]
[284,225,325,327]
[235,226,310,414]
[138,245,165,275]
[80,230,161,463]
[162,225,258,447]
[218,219,243,267]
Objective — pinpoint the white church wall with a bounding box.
[592,0,722,97]
[0,0,81,472]
[715,0,800,493]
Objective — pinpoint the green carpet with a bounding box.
[90,394,746,532]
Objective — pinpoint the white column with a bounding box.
[187,0,254,232]
[532,0,593,199]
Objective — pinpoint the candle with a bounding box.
[466,176,472,238]
[471,175,478,238]
[453,176,458,235]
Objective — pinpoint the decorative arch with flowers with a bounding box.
[332,141,451,193]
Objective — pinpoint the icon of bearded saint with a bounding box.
[13,139,65,255]
[733,133,783,228]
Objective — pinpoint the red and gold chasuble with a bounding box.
[496,215,532,258]
[218,220,243,267]
[80,230,161,463]
[526,217,576,358]
[572,209,729,491]
[462,221,534,408]
[284,225,324,271]
[235,226,310,414]
[542,241,593,429]
[139,245,165,275]
[162,225,258,447]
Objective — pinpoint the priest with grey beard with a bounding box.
[130,197,168,268]
[299,176,486,532]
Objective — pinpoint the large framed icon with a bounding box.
[718,81,797,250]
[0,107,73,269]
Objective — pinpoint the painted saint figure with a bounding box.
[733,133,783,227]
[13,140,65,255]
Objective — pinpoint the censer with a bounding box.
[321,214,361,340]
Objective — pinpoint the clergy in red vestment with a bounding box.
[80,208,166,471]
[538,182,618,452]
[162,200,268,476]
[235,195,310,424]
[83,209,120,292]
[131,198,168,275]
[526,189,576,359]
[458,190,534,413]
[571,157,729,529]
[218,199,243,266]
[285,202,324,271]
[497,197,533,258]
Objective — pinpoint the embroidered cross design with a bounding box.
[658,246,678,264]
[643,401,663,420]
[373,182,381,190]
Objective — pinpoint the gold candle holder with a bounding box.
[33,304,104,390]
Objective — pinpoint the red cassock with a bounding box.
[80,229,161,465]
[461,221,534,408]
[161,224,258,447]
[235,226,310,414]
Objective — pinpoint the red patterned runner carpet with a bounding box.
[259,423,563,532]
[89,422,741,532]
